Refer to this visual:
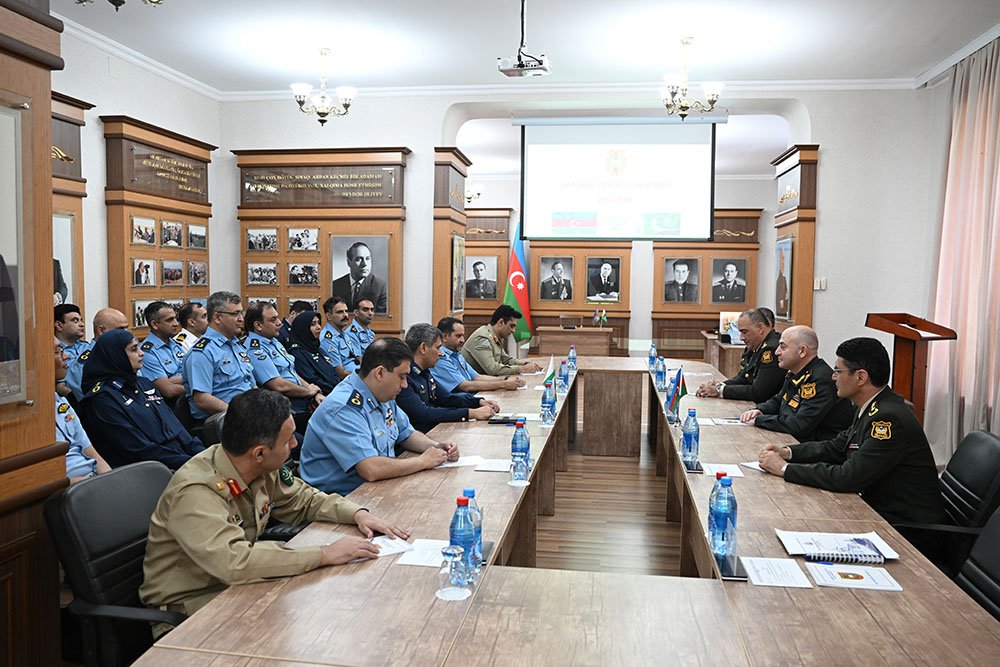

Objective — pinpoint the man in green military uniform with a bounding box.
[696,308,784,403]
[461,305,542,377]
[739,325,853,442]
[758,337,946,529]
[140,389,408,618]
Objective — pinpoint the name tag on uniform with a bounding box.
[847,443,860,450]
[788,399,799,409]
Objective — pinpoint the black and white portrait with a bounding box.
[332,235,389,313]
[290,297,318,313]
[52,214,74,306]
[711,258,748,304]
[586,257,620,302]
[188,261,208,286]
[247,228,278,252]
[539,257,573,301]
[663,258,699,303]
[247,262,278,286]
[132,259,156,286]
[132,300,155,329]
[246,296,278,309]
[465,255,498,300]
[451,235,465,313]
[289,263,320,285]
[288,227,319,251]
[188,224,207,250]
[162,260,184,286]
[131,216,156,245]
[161,220,184,247]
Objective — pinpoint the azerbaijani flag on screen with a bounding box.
[667,367,687,412]
[503,221,533,342]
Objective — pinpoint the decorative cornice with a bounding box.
[914,22,1000,87]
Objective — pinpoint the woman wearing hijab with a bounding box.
[286,311,341,396]
[78,328,204,471]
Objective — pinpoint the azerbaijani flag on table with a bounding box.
[503,221,533,342]
[666,366,687,413]
[542,356,556,386]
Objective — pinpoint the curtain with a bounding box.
[925,37,1000,462]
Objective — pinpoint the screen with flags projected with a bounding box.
[520,123,715,241]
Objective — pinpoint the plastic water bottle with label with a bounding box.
[540,381,556,425]
[567,344,577,372]
[462,488,483,574]
[682,408,700,470]
[648,343,657,371]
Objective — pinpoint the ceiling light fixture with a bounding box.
[290,48,356,127]
[660,37,724,121]
[497,0,551,77]
[75,0,166,10]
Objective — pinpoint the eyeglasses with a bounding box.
[219,310,245,318]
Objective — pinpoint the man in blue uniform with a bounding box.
[175,302,208,353]
[346,298,377,356]
[55,303,91,401]
[300,338,460,496]
[182,291,256,422]
[319,296,359,380]
[278,300,313,350]
[53,342,109,481]
[396,323,498,433]
[432,317,526,393]
[139,301,188,401]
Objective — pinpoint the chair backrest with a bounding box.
[955,506,1000,622]
[202,409,226,445]
[941,430,1000,527]
[173,393,196,432]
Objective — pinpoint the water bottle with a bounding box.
[682,408,700,469]
[567,345,578,372]
[449,497,477,584]
[511,420,530,481]
[710,477,738,561]
[655,356,666,391]
[707,471,728,535]
[462,488,483,574]
[557,359,570,395]
[540,381,556,426]
[648,343,657,371]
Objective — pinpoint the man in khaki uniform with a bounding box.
[140,388,408,618]
[460,305,542,377]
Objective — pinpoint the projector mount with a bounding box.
[497,0,551,77]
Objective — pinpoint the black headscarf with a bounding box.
[82,328,139,393]
[288,310,321,352]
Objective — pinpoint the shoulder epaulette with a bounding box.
[324,330,334,339]
[249,337,261,348]
[288,342,300,350]
[79,350,91,361]
[57,400,70,413]
[140,341,154,351]
[193,337,210,351]
[175,332,187,342]
[347,389,365,408]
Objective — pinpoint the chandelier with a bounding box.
[75,0,165,9]
[290,48,356,127]
[464,184,483,204]
[661,37,724,121]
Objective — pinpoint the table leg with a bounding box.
[647,373,659,454]
[567,377,578,445]
[581,371,642,456]
[535,434,555,516]
[507,483,537,567]
[553,402,568,473]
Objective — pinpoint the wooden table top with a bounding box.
[134,647,312,666]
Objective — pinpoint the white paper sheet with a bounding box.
[475,458,512,472]
[739,461,766,473]
[742,557,813,588]
[395,539,450,567]
[775,529,899,560]
[713,418,748,425]
[804,563,903,591]
[701,463,746,478]
[371,536,414,557]
[436,456,484,469]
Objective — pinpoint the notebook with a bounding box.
[775,529,898,564]
[804,563,903,591]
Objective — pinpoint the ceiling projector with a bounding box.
[498,55,552,77]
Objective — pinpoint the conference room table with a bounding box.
[136,357,1000,666]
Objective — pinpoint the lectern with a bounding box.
[865,313,957,423]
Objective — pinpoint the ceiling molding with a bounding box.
[716,174,775,181]
[914,22,1000,87]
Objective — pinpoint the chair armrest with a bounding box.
[69,598,187,627]
[892,521,982,536]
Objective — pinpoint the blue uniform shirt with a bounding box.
[300,372,414,496]
[56,392,96,477]
[58,336,92,400]
[430,346,479,393]
[246,332,310,412]
[346,320,376,357]
[396,363,479,433]
[138,334,187,382]
[320,323,358,373]
[182,327,255,420]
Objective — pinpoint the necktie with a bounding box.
[351,280,361,306]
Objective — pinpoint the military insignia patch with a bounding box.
[801,383,817,400]
[868,402,879,417]
[478,339,492,349]
[79,350,90,361]
[349,390,364,407]
[175,332,187,341]
[761,350,773,364]
[788,399,800,409]
[193,337,210,350]
[871,421,892,440]
[141,341,153,351]
[249,338,260,348]
[279,465,294,487]
[58,402,70,414]
[324,331,333,339]
[91,382,101,392]
[226,478,243,497]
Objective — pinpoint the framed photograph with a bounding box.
[288,227,319,251]
[711,258,748,305]
[247,262,278,285]
[451,234,465,312]
[465,255,499,300]
[0,101,27,403]
[539,256,574,301]
[585,257,621,302]
[131,216,156,245]
[246,296,278,309]
[162,260,184,286]
[188,224,207,249]
[131,299,155,329]
[161,220,184,247]
[132,258,157,286]
[776,236,794,319]
[288,262,320,285]
[188,260,208,286]
[332,235,389,313]
[288,297,319,313]
[163,298,185,313]
[247,228,278,252]
[53,214,76,306]
[663,257,699,303]
[719,311,743,344]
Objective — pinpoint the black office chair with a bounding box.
[954,506,1000,622]
[202,409,226,445]
[894,430,1000,574]
[44,462,186,667]
[173,393,204,439]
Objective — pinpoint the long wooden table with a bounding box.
[136,358,1000,666]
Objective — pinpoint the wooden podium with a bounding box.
[865,313,957,423]
[537,326,612,356]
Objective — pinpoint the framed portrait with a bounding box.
[288,227,319,251]
[132,258,157,286]
[288,297,319,313]
[331,235,390,313]
[662,257,700,304]
[53,214,76,306]
[246,296,278,309]
[162,260,184,286]
[188,224,207,250]
[0,101,27,403]
[585,257,621,302]
[289,262,320,286]
[188,260,208,286]
[163,298,185,313]
[131,299,155,329]
[711,258,748,305]
[247,263,278,285]
[247,228,278,252]
[451,234,465,312]
[131,216,156,245]
[775,236,794,320]
[465,255,499,300]
[539,256,574,301]
[161,220,184,247]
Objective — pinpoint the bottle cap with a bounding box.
[716,472,727,479]
[463,488,475,497]
[544,381,552,387]
[456,497,469,506]
[688,408,697,415]
[570,345,575,349]
[720,477,732,487]
[516,420,525,426]
[561,359,567,365]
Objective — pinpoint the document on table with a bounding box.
[713,417,748,425]
[701,463,745,478]
[775,529,899,560]
[520,412,542,421]
[395,539,449,567]
[475,458,512,472]
[436,455,484,469]
[804,563,903,591]
[371,536,414,557]
[696,417,715,426]
[739,461,766,473]
[742,557,813,588]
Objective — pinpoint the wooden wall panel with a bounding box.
[431,148,471,325]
